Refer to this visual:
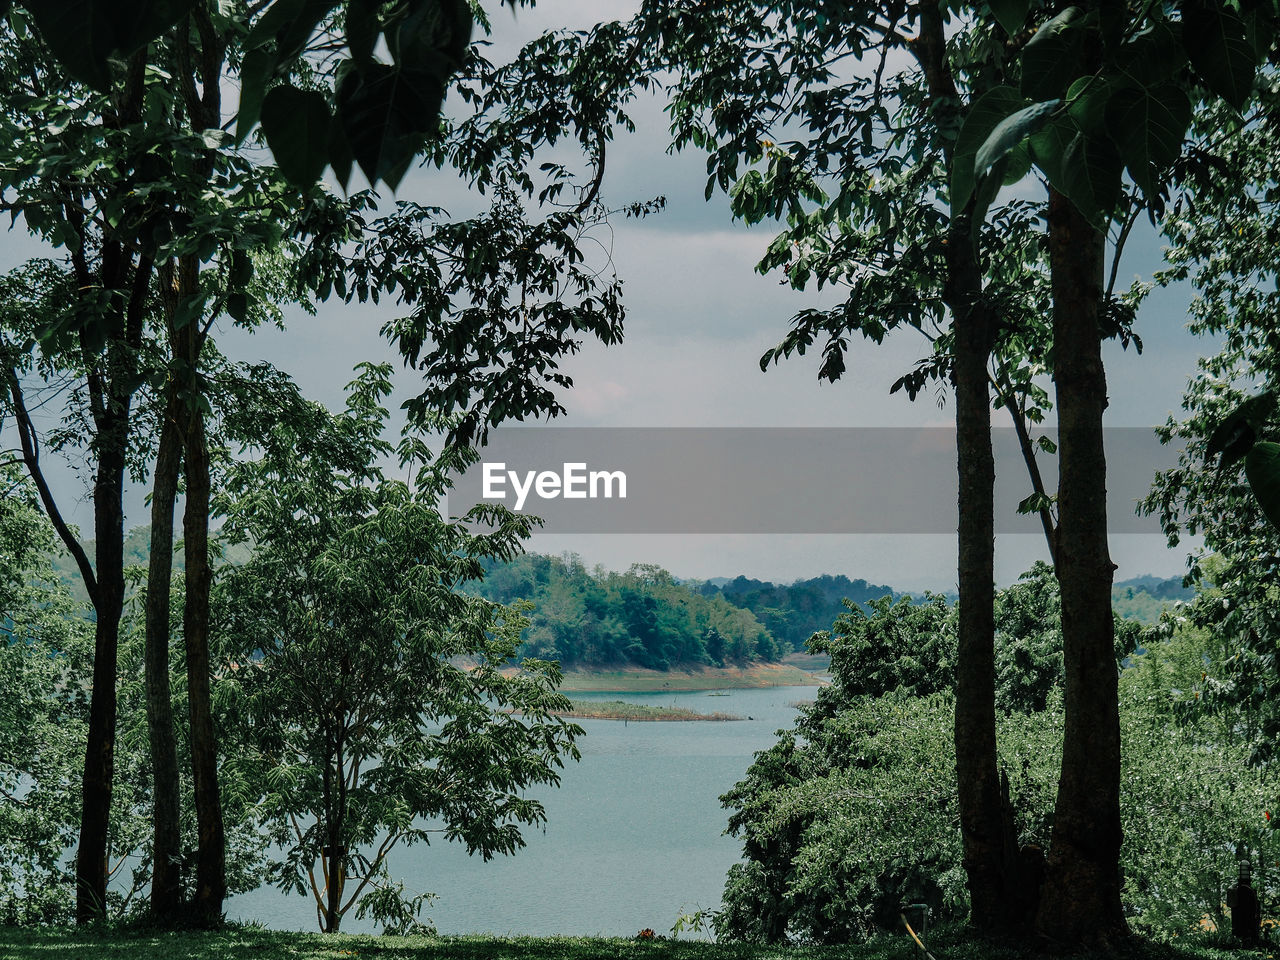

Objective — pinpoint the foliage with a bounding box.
[0,470,92,924]
[1140,76,1280,765]
[715,579,1257,945]
[474,554,778,670]
[699,576,901,654]
[0,470,265,923]
[806,565,1141,715]
[810,594,956,703]
[213,365,581,933]
[15,0,471,193]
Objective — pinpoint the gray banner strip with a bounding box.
[447,428,1180,534]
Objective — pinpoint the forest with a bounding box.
[5,0,1280,958]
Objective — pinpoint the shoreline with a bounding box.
[555,661,827,693]
[554,699,744,721]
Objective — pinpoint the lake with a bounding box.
[227,684,819,936]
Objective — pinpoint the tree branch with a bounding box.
[5,368,98,605]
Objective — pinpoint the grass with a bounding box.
[556,699,743,721]
[0,923,1269,960]
[557,663,822,693]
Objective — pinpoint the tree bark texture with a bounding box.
[1034,187,1127,946]
[143,382,184,919]
[175,255,226,925]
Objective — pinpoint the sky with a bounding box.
[1,3,1217,591]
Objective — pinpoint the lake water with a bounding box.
[227,684,818,936]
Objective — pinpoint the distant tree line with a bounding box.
[473,555,780,670]
[474,554,1187,669]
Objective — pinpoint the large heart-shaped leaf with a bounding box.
[951,85,1028,212]
[336,63,444,190]
[24,0,196,90]
[989,0,1031,35]
[1209,391,1277,468]
[1059,131,1123,228]
[1246,441,1280,531]
[235,47,277,144]
[1021,6,1086,101]
[1181,0,1259,109]
[260,84,333,187]
[1105,82,1191,197]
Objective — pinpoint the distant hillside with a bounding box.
[696,574,903,653]
[50,525,252,604]
[474,554,780,670]
[1112,574,1193,623]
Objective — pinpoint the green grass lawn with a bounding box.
[0,924,1268,960]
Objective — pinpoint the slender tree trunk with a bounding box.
[144,381,184,919]
[184,399,225,923]
[75,437,128,922]
[174,22,229,924]
[951,277,1005,930]
[174,259,226,924]
[1034,187,1127,946]
[914,0,1011,929]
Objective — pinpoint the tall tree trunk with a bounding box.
[914,0,1011,930]
[74,437,128,923]
[1034,187,1127,946]
[175,258,226,926]
[951,275,1005,930]
[144,381,184,919]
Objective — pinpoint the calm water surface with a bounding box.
[228,685,818,936]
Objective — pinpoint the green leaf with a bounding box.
[24,0,197,91]
[1241,0,1277,60]
[336,63,444,190]
[1002,142,1033,185]
[951,85,1027,212]
[327,119,355,192]
[1059,131,1123,228]
[1021,6,1086,101]
[1116,21,1184,87]
[226,291,253,322]
[386,0,472,74]
[1208,390,1277,467]
[1066,75,1111,136]
[1181,0,1259,109]
[245,0,335,58]
[229,250,253,289]
[235,47,277,143]
[260,84,332,187]
[971,154,1010,247]
[974,98,1060,181]
[1027,113,1079,197]
[346,0,379,63]
[1105,82,1191,197]
[1245,442,1280,531]
[989,0,1031,35]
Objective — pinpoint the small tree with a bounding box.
[213,365,582,933]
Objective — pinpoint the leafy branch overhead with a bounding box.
[16,0,474,190]
[959,0,1267,230]
[1206,389,1280,530]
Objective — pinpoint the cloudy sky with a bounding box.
[3,3,1217,591]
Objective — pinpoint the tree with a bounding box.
[646,0,1072,931]
[213,365,582,933]
[2,0,632,923]
[0,468,93,923]
[1142,77,1280,765]
[958,0,1274,940]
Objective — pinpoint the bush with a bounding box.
[716,600,1280,944]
